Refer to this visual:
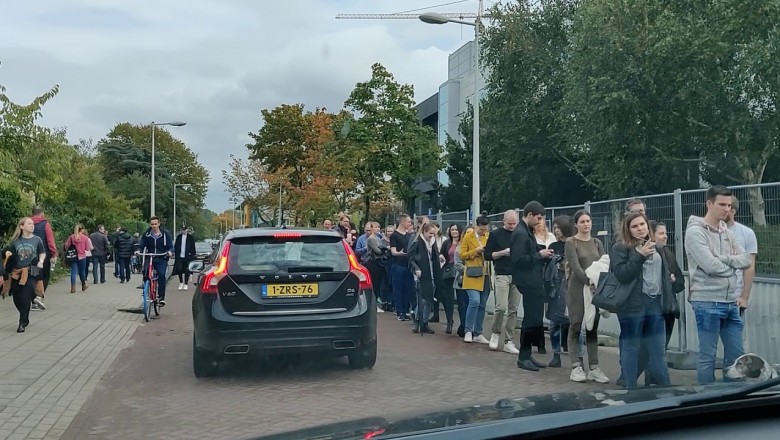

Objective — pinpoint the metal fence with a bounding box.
[424,182,780,276]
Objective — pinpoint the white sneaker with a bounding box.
[570,366,587,383]
[464,332,473,343]
[34,297,46,310]
[376,307,385,313]
[488,333,500,350]
[473,334,490,344]
[178,283,184,290]
[502,341,520,354]
[183,284,188,291]
[587,366,610,384]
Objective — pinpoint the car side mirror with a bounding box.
[188,261,205,273]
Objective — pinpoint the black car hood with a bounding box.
[251,383,759,440]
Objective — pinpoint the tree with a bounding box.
[337,63,442,224]
[96,123,210,225]
[439,107,473,212]
[480,0,595,210]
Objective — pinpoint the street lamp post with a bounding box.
[150,121,186,217]
[229,197,237,229]
[173,183,192,234]
[420,11,482,221]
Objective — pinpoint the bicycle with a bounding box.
[137,252,169,322]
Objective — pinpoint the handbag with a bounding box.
[591,271,636,313]
[661,288,680,318]
[442,262,456,279]
[465,266,483,277]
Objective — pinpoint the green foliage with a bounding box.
[96,123,210,227]
[338,63,443,223]
[0,179,27,238]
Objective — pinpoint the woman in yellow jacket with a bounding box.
[460,212,492,343]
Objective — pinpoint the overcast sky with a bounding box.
[0,0,483,213]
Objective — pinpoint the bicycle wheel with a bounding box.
[142,280,151,322]
[152,280,160,317]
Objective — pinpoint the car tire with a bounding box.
[347,340,377,369]
[193,336,219,377]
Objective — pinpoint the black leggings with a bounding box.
[12,278,35,326]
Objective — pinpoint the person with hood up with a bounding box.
[685,185,752,385]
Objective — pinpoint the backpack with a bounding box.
[64,242,78,265]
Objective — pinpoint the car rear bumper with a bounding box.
[193,293,377,357]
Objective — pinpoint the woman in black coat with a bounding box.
[409,223,445,335]
[609,212,673,389]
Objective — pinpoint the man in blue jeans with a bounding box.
[138,216,174,306]
[685,185,752,385]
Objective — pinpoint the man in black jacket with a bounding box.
[173,226,197,290]
[511,201,554,372]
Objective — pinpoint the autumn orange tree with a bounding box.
[228,104,355,226]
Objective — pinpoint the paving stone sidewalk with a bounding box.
[0,269,142,440]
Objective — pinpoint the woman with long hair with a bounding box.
[564,210,609,383]
[547,215,573,367]
[364,221,389,313]
[64,223,93,293]
[609,212,672,389]
[439,224,462,334]
[409,223,445,334]
[460,212,491,344]
[2,217,46,332]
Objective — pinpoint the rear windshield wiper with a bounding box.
[287,265,335,273]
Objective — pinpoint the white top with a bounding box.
[728,221,758,298]
[180,233,188,258]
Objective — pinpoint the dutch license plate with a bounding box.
[262,283,319,298]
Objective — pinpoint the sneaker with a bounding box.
[33,298,46,310]
[587,366,610,384]
[159,299,166,307]
[397,315,404,321]
[464,332,473,343]
[473,334,490,344]
[488,333,500,350]
[570,366,588,382]
[502,341,520,354]
[376,307,385,313]
[183,284,188,291]
[178,283,184,290]
[31,304,42,311]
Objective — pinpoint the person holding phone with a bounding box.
[609,212,672,389]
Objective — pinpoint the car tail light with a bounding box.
[273,232,302,239]
[342,240,372,291]
[201,241,231,295]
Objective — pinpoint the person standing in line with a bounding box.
[460,212,492,345]
[484,210,521,355]
[547,215,573,367]
[110,225,122,278]
[440,224,462,335]
[564,210,609,384]
[511,201,553,372]
[389,214,415,321]
[685,185,751,385]
[3,218,47,332]
[364,222,389,314]
[725,195,758,339]
[409,223,444,335]
[89,225,111,285]
[322,219,333,229]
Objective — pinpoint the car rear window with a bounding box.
[228,236,350,274]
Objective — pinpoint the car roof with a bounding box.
[224,227,341,240]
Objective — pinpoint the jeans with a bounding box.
[691,301,744,385]
[390,263,414,316]
[464,289,489,335]
[550,322,570,354]
[70,259,87,285]
[144,258,169,300]
[456,288,468,334]
[492,275,521,344]
[618,295,670,389]
[117,257,131,281]
[92,255,107,284]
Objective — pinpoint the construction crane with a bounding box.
[335,13,478,20]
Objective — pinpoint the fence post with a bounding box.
[673,188,687,352]
[584,200,591,213]
[438,210,443,229]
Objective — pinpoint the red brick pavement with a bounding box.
[61,290,696,440]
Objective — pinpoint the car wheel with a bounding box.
[347,340,377,369]
[193,336,219,377]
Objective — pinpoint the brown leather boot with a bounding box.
[82,281,89,292]
[70,284,76,293]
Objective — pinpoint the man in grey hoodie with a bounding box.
[685,185,752,385]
